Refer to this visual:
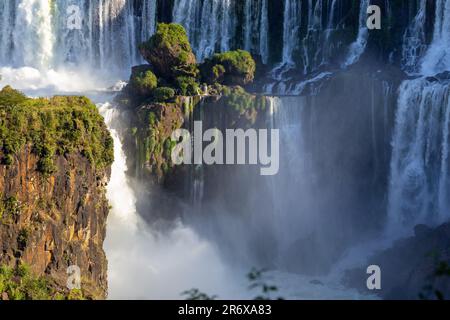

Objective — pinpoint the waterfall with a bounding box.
[269,97,312,256]
[342,0,370,67]
[388,0,450,234]
[99,100,250,299]
[141,0,157,43]
[401,0,428,74]
[173,0,269,63]
[244,0,269,64]
[99,103,139,231]
[173,0,234,61]
[0,0,157,76]
[11,0,55,69]
[388,79,450,232]
[420,0,450,75]
[281,0,302,66]
[0,1,13,63]
[322,0,338,61]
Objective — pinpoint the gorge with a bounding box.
[0,0,450,300]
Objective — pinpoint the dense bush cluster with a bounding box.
[201,50,256,86]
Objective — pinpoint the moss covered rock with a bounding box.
[201,50,256,86]
[139,23,197,80]
[0,86,114,175]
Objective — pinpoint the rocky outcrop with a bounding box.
[344,223,450,300]
[0,87,113,299]
[120,23,261,187]
[139,23,197,81]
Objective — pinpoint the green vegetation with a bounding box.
[153,87,176,102]
[181,289,217,300]
[201,50,256,86]
[0,196,20,222]
[0,264,84,300]
[133,96,196,180]
[124,24,263,182]
[176,76,200,96]
[145,23,193,63]
[223,86,267,115]
[130,67,158,96]
[213,50,256,80]
[0,86,114,175]
[139,23,197,80]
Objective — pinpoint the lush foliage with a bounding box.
[0,86,114,175]
[222,86,267,114]
[139,23,197,80]
[0,196,20,222]
[201,50,256,85]
[146,23,193,63]
[0,264,84,300]
[130,67,158,96]
[153,87,176,102]
[213,50,256,78]
[175,76,200,96]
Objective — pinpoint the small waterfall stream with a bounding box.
[342,0,370,67]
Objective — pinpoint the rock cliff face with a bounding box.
[0,87,113,299]
[0,151,111,299]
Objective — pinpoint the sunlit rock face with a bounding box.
[0,91,113,299]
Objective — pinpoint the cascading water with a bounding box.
[11,0,55,69]
[280,0,302,67]
[172,0,234,61]
[388,0,450,235]
[342,0,370,68]
[99,101,248,300]
[173,0,269,63]
[401,0,428,74]
[244,0,269,64]
[388,79,450,232]
[420,0,450,76]
[0,0,157,86]
[141,0,157,43]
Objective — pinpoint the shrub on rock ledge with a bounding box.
[176,76,200,96]
[139,23,197,80]
[153,87,176,102]
[129,65,158,96]
[201,50,256,86]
